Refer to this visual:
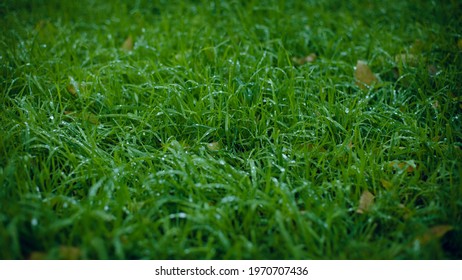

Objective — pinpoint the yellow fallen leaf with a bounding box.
[66,84,77,96]
[354,60,378,89]
[121,35,133,51]
[356,190,375,214]
[418,225,453,245]
[380,179,392,189]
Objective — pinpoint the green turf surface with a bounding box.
[1,0,461,259]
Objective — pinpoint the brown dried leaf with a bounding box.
[418,225,453,245]
[121,35,133,51]
[354,60,378,89]
[457,39,462,50]
[357,190,375,214]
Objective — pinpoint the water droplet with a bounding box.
[104,205,109,211]
[169,212,187,219]
[31,218,38,226]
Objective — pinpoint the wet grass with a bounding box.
[1,0,461,259]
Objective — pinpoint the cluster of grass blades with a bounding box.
[1,0,461,259]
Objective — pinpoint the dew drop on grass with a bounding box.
[169,212,187,219]
[104,205,109,211]
[221,196,237,203]
[31,218,38,227]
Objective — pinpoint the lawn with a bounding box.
[1,0,461,259]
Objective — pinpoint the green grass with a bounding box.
[1,0,461,259]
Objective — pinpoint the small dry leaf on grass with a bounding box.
[29,251,48,260]
[356,190,375,214]
[28,245,81,260]
[66,76,80,96]
[59,246,81,260]
[388,160,417,173]
[82,112,99,124]
[207,142,221,151]
[121,35,134,51]
[394,53,419,66]
[292,53,317,65]
[417,225,453,245]
[380,179,393,189]
[458,39,462,50]
[354,60,378,89]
